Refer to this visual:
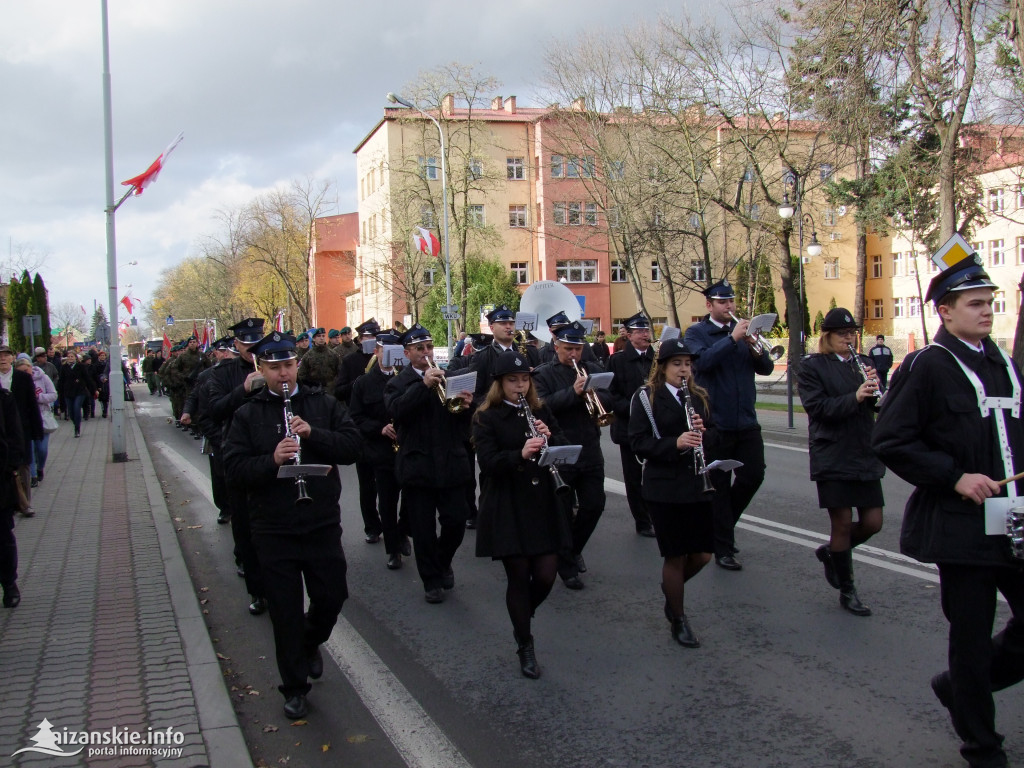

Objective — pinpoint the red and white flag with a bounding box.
[120,132,184,196]
[412,227,441,257]
[275,311,285,333]
[162,332,171,355]
[120,295,134,314]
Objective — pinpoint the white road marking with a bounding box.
[153,439,475,768]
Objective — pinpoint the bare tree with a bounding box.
[50,301,88,343]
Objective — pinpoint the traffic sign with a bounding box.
[442,311,461,321]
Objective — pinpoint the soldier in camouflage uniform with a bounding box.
[327,329,343,353]
[334,326,358,359]
[298,327,339,390]
[295,333,310,359]
[163,337,211,427]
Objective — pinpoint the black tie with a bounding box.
[677,389,686,408]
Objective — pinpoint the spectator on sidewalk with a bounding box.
[58,353,97,438]
[33,348,58,388]
[16,357,56,487]
[0,349,42,517]
[0,385,25,608]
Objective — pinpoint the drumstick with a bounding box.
[999,471,1024,487]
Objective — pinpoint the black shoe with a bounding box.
[563,575,585,591]
[74,431,80,438]
[931,671,969,741]
[839,588,872,616]
[284,694,308,719]
[365,532,381,544]
[307,647,323,680]
[248,597,268,615]
[217,511,231,525]
[36,469,43,482]
[671,615,701,648]
[2,583,20,608]
[424,587,445,604]
[30,478,38,488]
[236,563,246,578]
[401,537,412,556]
[20,507,34,518]
[441,567,455,590]
[715,555,743,571]
[574,554,587,573]
[515,633,541,679]
[465,517,477,530]
[815,545,839,589]
[386,554,403,570]
[636,525,657,538]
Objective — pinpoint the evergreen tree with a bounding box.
[90,305,108,343]
[8,271,32,353]
[31,273,51,350]
[420,256,520,344]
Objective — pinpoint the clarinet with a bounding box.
[518,394,571,497]
[281,383,313,504]
[678,379,714,494]
[847,343,881,403]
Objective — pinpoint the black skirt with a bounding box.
[816,478,884,509]
[646,500,714,558]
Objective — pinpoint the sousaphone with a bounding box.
[519,281,582,343]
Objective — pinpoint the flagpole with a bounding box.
[101,0,127,462]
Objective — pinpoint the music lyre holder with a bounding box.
[277,464,332,478]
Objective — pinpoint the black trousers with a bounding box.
[618,444,651,530]
[464,442,479,520]
[404,485,467,591]
[372,463,403,555]
[252,526,348,698]
[937,563,1024,768]
[557,465,606,579]
[355,460,381,536]
[227,482,264,599]
[0,508,16,587]
[208,450,228,516]
[709,426,765,557]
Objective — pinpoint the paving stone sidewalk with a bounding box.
[0,397,250,768]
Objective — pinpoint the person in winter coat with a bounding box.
[797,308,884,617]
[58,354,97,437]
[17,357,57,485]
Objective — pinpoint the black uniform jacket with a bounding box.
[222,385,362,535]
[0,389,24,510]
[797,353,885,482]
[384,364,473,488]
[470,343,541,405]
[206,355,258,442]
[532,359,608,470]
[333,349,373,403]
[9,368,43,444]
[873,327,1024,566]
[192,364,225,444]
[629,384,716,503]
[349,364,397,468]
[606,342,655,445]
[58,361,97,401]
[539,342,600,367]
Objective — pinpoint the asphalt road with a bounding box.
[135,390,1024,768]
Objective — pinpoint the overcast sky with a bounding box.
[0,0,702,332]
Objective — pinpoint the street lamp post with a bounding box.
[778,178,822,429]
[387,92,454,361]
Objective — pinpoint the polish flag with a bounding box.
[192,321,200,341]
[413,227,441,257]
[162,332,171,355]
[120,295,134,314]
[120,132,184,196]
[275,311,285,333]
[200,324,210,351]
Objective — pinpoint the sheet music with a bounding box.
[539,444,582,467]
[659,326,681,342]
[361,338,377,354]
[444,370,477,398]
[515,312,538,333]
[705,459,743,473]
[382,345,406,368]
[585,371,614,391]
[747,313,777,337]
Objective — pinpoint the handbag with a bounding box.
[42,409,59,434]
[14,472,30,513]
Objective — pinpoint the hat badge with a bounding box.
[246,320,254,327]
[273,333,281,342]
[844,313,852,323]
[722,280,730,288]
[514,357,522,367]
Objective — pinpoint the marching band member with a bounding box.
[629,338,714,648]
[473,350,569,679]
[797,308,884,617]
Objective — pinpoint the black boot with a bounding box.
[815,544,839,589]
[832,549,871,616]
[514,632,541,679]
[671,615,701,647]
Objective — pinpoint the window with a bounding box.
[610,261,627,283]
[556,259,598,283]
[742,166,755,182]
[510,262,528,285]
[608,205,621,228]
[567,157,580,178]
[1018,236,1024,265]
[908,296,921,317]
[688,213,701,231]
[691,260,706,282]
[420,205,435,228]
[823,257,840,279]
[418,156,438,180]
[551,155,564,178]
[972,241,984,258]
[568,202,582,226]
[651,260,661,282]
[746,204,760,221]
[871,254,882,279]
[507,157,524,180]
[423,268,436,287]
[927,258,939,274]
[820,163,834,180]
[872,299,884,319]
[584,202,598,226]
[608,160,625,180]
[994,290,1007,314]
[1018,187,1024,209]
[567,156,594,178]
[892,252,903,277]
[468,204,485,227]
[653,209,664,227]
[361,220,366,245]
[907,253,916,276]
[822,208,837,227]
[989,188,1005,213]
[990,239,1005,266]
[893,298,904,318]
[553,202,567,225]
[509,204,527,228]
[468,158,483,180]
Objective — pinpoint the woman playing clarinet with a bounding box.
[797,307,884,617]
[628,337,715,648]
[472,350,570,679]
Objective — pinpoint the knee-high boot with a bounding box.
[832,549,871,616]
[815,545,839,589]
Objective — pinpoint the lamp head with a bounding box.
[386,92,398,104]
[807,235,822,258]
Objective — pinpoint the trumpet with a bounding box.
[519,393,571,497]
[426,357,468,413]
[729,312,785,361]
[281,383,313,505]
[572,359,614,427]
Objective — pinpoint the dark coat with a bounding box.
[472,401,570,558]
[868,344,894,374]
[384,364,473,488]
[797,353,885,482]
[0,388,24,511]
[683,316,774,431]
[349,365,398,468]
[591,340,610,366]
[333,348,373,403]
[59,361,97,401]
[469,342,541,404]
[192,364,226,444]
[222,385,362,535]
[606,342,655,445]
[629,383,716,502]
[538,342,599,367]
[532,359,608,470]
[9,368,43,445]
[206,355,259,442]
[873,327,1024,566]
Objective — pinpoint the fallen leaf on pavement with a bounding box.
[321,744,330,753]
[290,721,307,727]
[262,725,278,733]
